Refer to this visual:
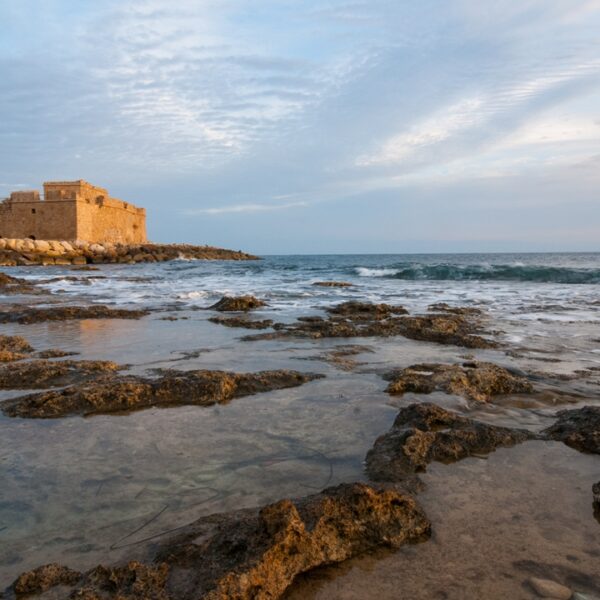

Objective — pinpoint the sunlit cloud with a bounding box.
[184,201,308,216]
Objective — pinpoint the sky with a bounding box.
[1,0,599,254]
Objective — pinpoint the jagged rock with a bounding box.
[326,301,408,319]
[312,281,353,287]
[209,315,274,329]
[243,302,496,349]
[0,334,34,362]
[428,302,483,316]
[0,305,150,324]
[208,295,267,312]
[384,361,534,402]
[0,272,38,294]
[365,402,534,481]
[12,563,81,596]
[35,349,79,359]
[9,483,430,599]
[2,369,323,418]
[0,359,120,389]
[392,313,496,349]
[542,406,600,454]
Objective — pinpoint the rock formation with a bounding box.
[242,301,497,349]
[0,305,149,324]
[384,361,534,402]
[2,369,322,418]
[0,239,258,267]
[8,483,430,599]
[208,295,267,311]
[542,406,600,454]
[366,403,534,481]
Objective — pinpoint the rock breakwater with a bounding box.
[0,238,258,266]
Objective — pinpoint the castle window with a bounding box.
[31,208,36,214]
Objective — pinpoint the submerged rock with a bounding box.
[208,295,267,312]
[243,301,497,349]
[12,563,81,596]
[0,359,120,389]
[326,301,408,319]
[35,349,79,359]
[428,302,484,316]
[2,369,322,418]
[0,334,34,362]
[312,281,353,287]
[384,361,534,402]
[542,406,600,454]
[8,483,430,599]
[209,315,274,329]
[366,402,534,481]
[0,305,150,324]
[0,271,39,294]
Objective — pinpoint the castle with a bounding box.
[0,180,147,243]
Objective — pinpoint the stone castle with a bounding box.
[0,180,147,243]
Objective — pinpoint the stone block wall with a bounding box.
[0,197,78,240]
[0,180,146,243]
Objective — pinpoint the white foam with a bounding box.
[355,267,399,277]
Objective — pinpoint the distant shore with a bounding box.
[0,238,258,266]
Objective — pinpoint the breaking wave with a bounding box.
[354,264,600,284]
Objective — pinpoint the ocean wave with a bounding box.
[354,264,600,284]
[355,267,400,277]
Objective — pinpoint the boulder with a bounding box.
[33,240,51,252]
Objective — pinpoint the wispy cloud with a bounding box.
[184,201,308,216]
[1,0,599,250]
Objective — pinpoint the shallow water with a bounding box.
[0,253,599,593]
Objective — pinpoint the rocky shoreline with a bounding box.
[0,279,599,598]
[0,238,258,266]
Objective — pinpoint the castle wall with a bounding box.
[0,199,77,240]
[76,197,147,244]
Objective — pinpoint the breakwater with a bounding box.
[0,238,257,266]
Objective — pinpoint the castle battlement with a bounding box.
[0,180,147,243]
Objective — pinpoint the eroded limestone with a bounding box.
[0,360,121,390]
[366,402,534,481]
[208,295,267,312]
[208,315,274,329]
[0,335,34,362]
[384,361,534,402]
[542,406,600,454]
[0,305,150,324]
[242,301,497,349]
[2,369,322,418]
[8,483,430,600]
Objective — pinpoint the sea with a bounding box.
[1,252,599,596]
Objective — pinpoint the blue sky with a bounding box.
[1,0,599,253]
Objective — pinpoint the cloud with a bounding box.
[1,0,600,250]
[184,201,308,216]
